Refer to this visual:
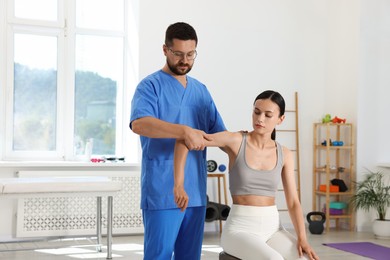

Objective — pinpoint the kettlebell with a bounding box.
[306,211,326,234]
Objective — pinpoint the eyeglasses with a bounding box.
[168,48,197,60]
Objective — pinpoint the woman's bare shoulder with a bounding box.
[281,144,294,166]
[281,145,292,155]
[225,131,245,149]
[225,131,244,141]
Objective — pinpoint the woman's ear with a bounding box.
[277,115,285,125]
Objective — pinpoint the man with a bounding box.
[130,22,226,260]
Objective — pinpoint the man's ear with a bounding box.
[163,44,168,56]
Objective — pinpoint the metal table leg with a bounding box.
[97,197,102,252]
[106,196,113,259]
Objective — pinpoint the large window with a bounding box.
[1,0,139,162]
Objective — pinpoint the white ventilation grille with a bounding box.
[16,171,143,237]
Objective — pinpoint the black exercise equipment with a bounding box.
[306,211,326,234]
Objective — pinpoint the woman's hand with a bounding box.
[298,240,320,260]
[174,185,188,212]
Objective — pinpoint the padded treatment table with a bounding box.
[0,176,122,259]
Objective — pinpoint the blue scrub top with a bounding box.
[130,70,226,210]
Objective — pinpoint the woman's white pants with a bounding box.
[221,204,308,260]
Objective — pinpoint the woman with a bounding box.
[173,90,319,260]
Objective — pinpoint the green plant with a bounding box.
[350,170,390,221]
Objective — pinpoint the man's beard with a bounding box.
[167,60,193,76]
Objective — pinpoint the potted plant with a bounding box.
[349,170,390,238]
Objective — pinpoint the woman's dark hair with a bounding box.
[254,90,285,140]
[165,22,198,47]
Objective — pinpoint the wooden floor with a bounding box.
[0,229,388,259]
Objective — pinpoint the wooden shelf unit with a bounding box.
[312,123,355,232]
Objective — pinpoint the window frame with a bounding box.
[0,0,139,162]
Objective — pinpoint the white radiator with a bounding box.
[16,170,143,237]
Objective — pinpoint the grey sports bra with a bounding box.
[229,133,283,197]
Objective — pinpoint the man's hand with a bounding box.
[174,185,188,211]
[183,127,212,151]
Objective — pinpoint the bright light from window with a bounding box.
[76,0,124,30]
[15,0,57,21]
[13,34,57,151]
[35,247,96,255]
[74,35,123,156]
[14,34,57,70]
[75,35,123,80]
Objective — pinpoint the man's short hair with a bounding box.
[165,22,198,47]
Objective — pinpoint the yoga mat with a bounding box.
[323,242,390,260]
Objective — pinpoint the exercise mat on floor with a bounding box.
[323,242,390,260]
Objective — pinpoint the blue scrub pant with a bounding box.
[142,206,206,260]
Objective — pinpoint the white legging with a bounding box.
[221,204,308,260]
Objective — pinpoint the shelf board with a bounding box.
[315,191,353,196]
[327,214,353,219]
[314,123,352,126]
[314,168,350,174]
[315,145,353,150]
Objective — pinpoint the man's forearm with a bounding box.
[131,117,188,139]
[131,116,209,151]
[173,140,189,187]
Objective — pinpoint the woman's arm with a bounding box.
[282,147,319,260]
[173,139,190,211]
[173,131,241,211]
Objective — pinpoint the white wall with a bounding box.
[139,0,326,213]
[357,0,390,230]
[138,0,390,231]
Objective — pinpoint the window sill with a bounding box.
[0,160,140,168]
